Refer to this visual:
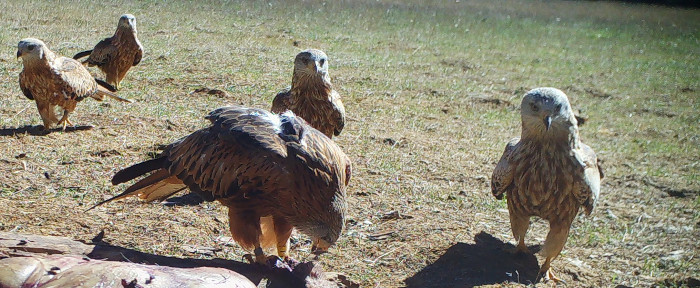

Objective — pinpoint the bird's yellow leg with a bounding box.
[272,216,293,260]
[509,210,531,254]
[538,222,570,284]
[56,110,73,131]
[277,239,290,259]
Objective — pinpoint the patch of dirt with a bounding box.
[190,87,230,98]
[90,149,122,158]
[584,88,613,98]
[468,95,513,107]
[440,59,479,71]
[634,108,677,118]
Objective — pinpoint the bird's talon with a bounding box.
[538,268,564,284]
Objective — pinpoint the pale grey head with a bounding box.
[293,49,329,79]
[520,87,577,135]
[119,14,137,31]
[17,38,51,62]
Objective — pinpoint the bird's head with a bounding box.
[17,38,50,62]
[306,199,346,256]
[119,14,137,31]
[293,49,330,80]
[301,150,351,257]
[520,87,576,135]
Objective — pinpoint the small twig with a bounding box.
[366,245,402,266]
[12,103,32,120]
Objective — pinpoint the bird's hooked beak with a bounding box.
[313,60,327,76]
[544,115,552,131]
[311,238,331,256]
[16,49,22,59]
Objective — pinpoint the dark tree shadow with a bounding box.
[162,192,205,207]
[404,231,540,288]
[0,125,93,136]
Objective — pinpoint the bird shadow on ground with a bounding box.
[86,240,309,287]
[404,231,540,288]
[0,125,93,136]
[162,192,205,206]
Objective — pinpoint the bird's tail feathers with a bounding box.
[87,169,186,211]
[95,86,134,103]
[95,78,117,92]
[73,50,92,60]
[112,157,165,185]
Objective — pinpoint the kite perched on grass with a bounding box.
[271,49,345,139]
[74,14,143,90]
[491,87,603,282]
[17,38,132,131]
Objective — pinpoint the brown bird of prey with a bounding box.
[94,106,352,265]
[271,49,345,138]
[491,87,602,283]
[17,38,133,131]
[73,14,143,90]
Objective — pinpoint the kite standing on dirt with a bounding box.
[17,38,132,131]
[74,14,143,90]
[272,49,346,139]
[491,87,603,283]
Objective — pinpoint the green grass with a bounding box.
[0,0,698,287]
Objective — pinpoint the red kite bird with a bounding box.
[491,87,602,283]
[17,38,132,131]
[95,106,352,265]
[74,14,143,90]
[271,49,345,138]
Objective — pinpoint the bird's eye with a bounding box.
[319,59,326,66]
[555,104,562,111]
[27,45,35,51]
[530,102,539,112]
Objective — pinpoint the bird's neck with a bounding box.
[25,50,56,68]
[290,74,332,101]
[522,125,580,150]
[115,27,137,40]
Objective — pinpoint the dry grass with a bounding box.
[0,0,698,287]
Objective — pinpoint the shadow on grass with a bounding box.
[0,125,93,136]
[163,192,205,207]
[87,241,307,287]
[404,231,539,288]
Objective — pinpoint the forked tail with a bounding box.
[93,79,134,103]
[87,157,186,211]
[73,50,92,60]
